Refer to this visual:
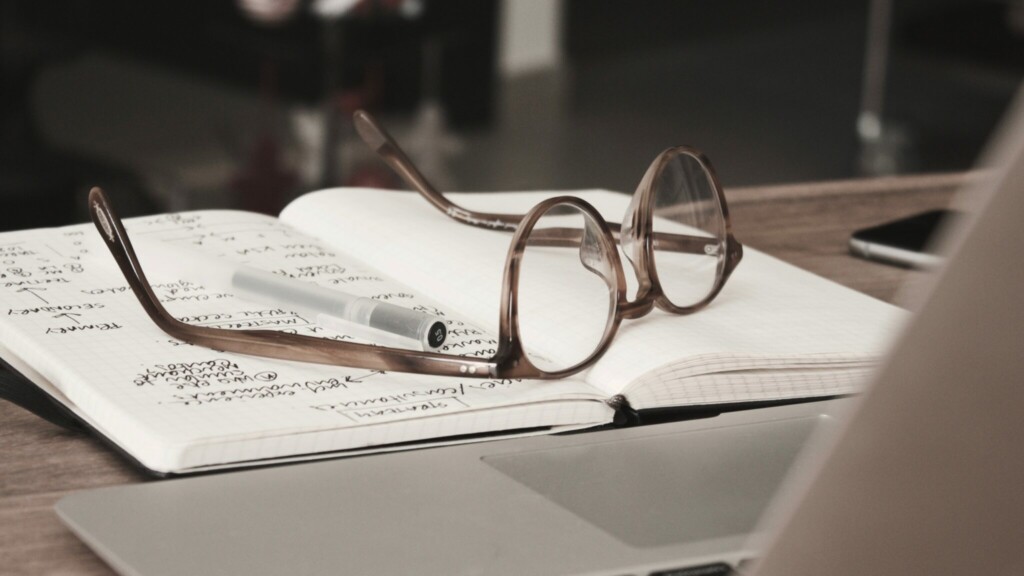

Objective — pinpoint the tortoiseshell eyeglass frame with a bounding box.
[87,113,742,380]
[353,110,743,316]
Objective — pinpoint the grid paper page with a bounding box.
[0,212,610,472]
[283,188,905,402]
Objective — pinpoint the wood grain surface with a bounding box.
[0,173,971,575]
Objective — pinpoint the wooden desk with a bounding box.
[0,172,974,575]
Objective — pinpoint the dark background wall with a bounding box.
[2,0,1021,230]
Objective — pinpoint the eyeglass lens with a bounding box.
[649,150,727,307]
[517,203,616,372]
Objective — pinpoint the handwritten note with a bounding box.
[0,210,609,472]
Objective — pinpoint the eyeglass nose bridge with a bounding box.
[617,296,655,320]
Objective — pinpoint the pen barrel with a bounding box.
[130,238,446,350]
[232,268,445,350]
[357,300,447,350]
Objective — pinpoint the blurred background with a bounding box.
[2,0,1022,231]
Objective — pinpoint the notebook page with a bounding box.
[0,213,609,472]
[0,335,609,473]
[587,246,902,398]
[282,188,904,399]
[281,189,622,349]
[626,361,876,409]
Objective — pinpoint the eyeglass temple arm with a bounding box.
[86,188,498,378]
[354,110,522,231]
[354,110,716,256]
[528,225,722,256]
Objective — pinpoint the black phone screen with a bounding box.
[851,209,955,254]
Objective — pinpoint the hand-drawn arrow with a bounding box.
[17,287,49,303]
[53,312,82,325]
[344,370,385,384]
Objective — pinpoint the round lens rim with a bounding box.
[496,196,626,379]
[627,146,740,315]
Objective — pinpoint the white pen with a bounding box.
[134,238,447,351]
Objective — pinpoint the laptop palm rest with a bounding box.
[484,416,821,548]
[56,406,833,576]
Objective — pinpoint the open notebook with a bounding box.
[0,188,901,475]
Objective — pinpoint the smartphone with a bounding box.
[849,209,959,269]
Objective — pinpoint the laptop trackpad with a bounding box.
[483,416,821,548]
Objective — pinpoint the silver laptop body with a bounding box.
[57,400,841,576]
[56,88,1024,576]
[747,88,1024,576]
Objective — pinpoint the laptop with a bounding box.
[55,89,1024,576]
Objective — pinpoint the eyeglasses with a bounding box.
[89,111,742,380]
